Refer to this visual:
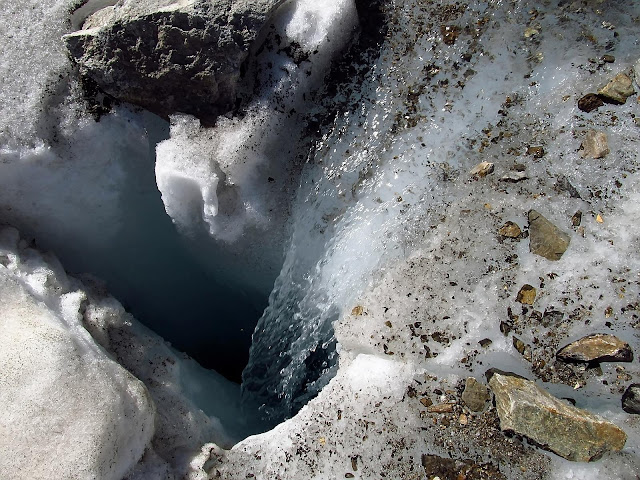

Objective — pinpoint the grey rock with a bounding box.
[63,0,284,122]
[528,210,570,261]
[500,171,528,183]
[598,73,635,104]
[622,384,640,414]
[488,371,627,461]
[461,377,490,412]
[557,334,633,364]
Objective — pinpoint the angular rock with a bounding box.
[488,371,627,461]
[516,284,536,305]
[527,145,545,158]
[470,161,494,177]
[578,93,603,113]
[63,0,284,122]
[528,210,570,260]
[557,334,633,364]
[580,130,609,159]
[622,384,640,414]
[598,73,635,104]
[461,377,490,412]
[500,171,528,182]
[498,221,521,238]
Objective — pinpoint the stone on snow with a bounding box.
[580,130,610,159]
[488,371,626,462]
[556,334,633,364]
[527,210,570,261]
[597,73,635,104]
[622,384,640,414]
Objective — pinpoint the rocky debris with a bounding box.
[580,130,610,159]
[63,0,283,122]
[516,284,536,305]
[421,454,506,480]
[578,93,604,112]
[428,403,455,413]
[556,334,633,364]
[462,377,490,412]
[470,161,494,177]
[500,171,528,183]
[498,221,521,238]
[601,54,615,64]
[554,175,581,199]
[622,384,640,414]
[597,73,635,104]
[528,210,570,261]
[526,145,545,158]
[488,371,627,461]
[571,211,582,227]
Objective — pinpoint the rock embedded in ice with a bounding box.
[488,371,627,462]
[578,93,604,113]
[516,284,536,305]
[622,384,640,414]
[597,73,635,104]
[0,268,155,480]
[500,171,528,183]
[469,161,494,177]
[461,377,490,412]
[498,221,522,238]
[63,0,284,121]
[556,334,633,364]
[580,130,610,159]
[527,210,570,261]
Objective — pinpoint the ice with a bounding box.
[155,0,358,294]
[0,230,155,480]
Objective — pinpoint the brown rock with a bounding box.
[528,210,570,261]
[598,73,635,104]
[578,93,604,113]
[461,377,490,412]
[557,334,633,364]
[498,221,522,238]
[516,284,536,304]
[527,145,545,158]
[488,371,627,461]
[428,403,454,413]
[421,454,506,480]
[580,130,609,159]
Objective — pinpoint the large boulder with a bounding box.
[63,0,284,122]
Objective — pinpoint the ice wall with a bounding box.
[155,0,359,294]
[242,0,640,422]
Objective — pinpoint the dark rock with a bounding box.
[421,454,506,480]
[555,175,581,199]
[63,0,284,122]
[557,334,633,364]
[571,211,582,227]
[478,338,492,348]
[578,93,603,112]
[528,210,570,261]
[601,54,615,63]
[489,371,627,461]
[622,384,640,414]
[461,377,490,412]
[527,145,545,158]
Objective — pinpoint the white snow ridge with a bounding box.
[1,0,640,479]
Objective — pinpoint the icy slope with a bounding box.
[207,0,640,478]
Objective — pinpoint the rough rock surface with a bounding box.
[597,73,635,104]
[488,372,626,462]
[63,0,284,121]
[461,377,490,412]
[498,221,521,238]
[528,210,570,260]
[557,334,633,364]
[622,384,640,414]
[580,130,610,159]
[516,284,536,305]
